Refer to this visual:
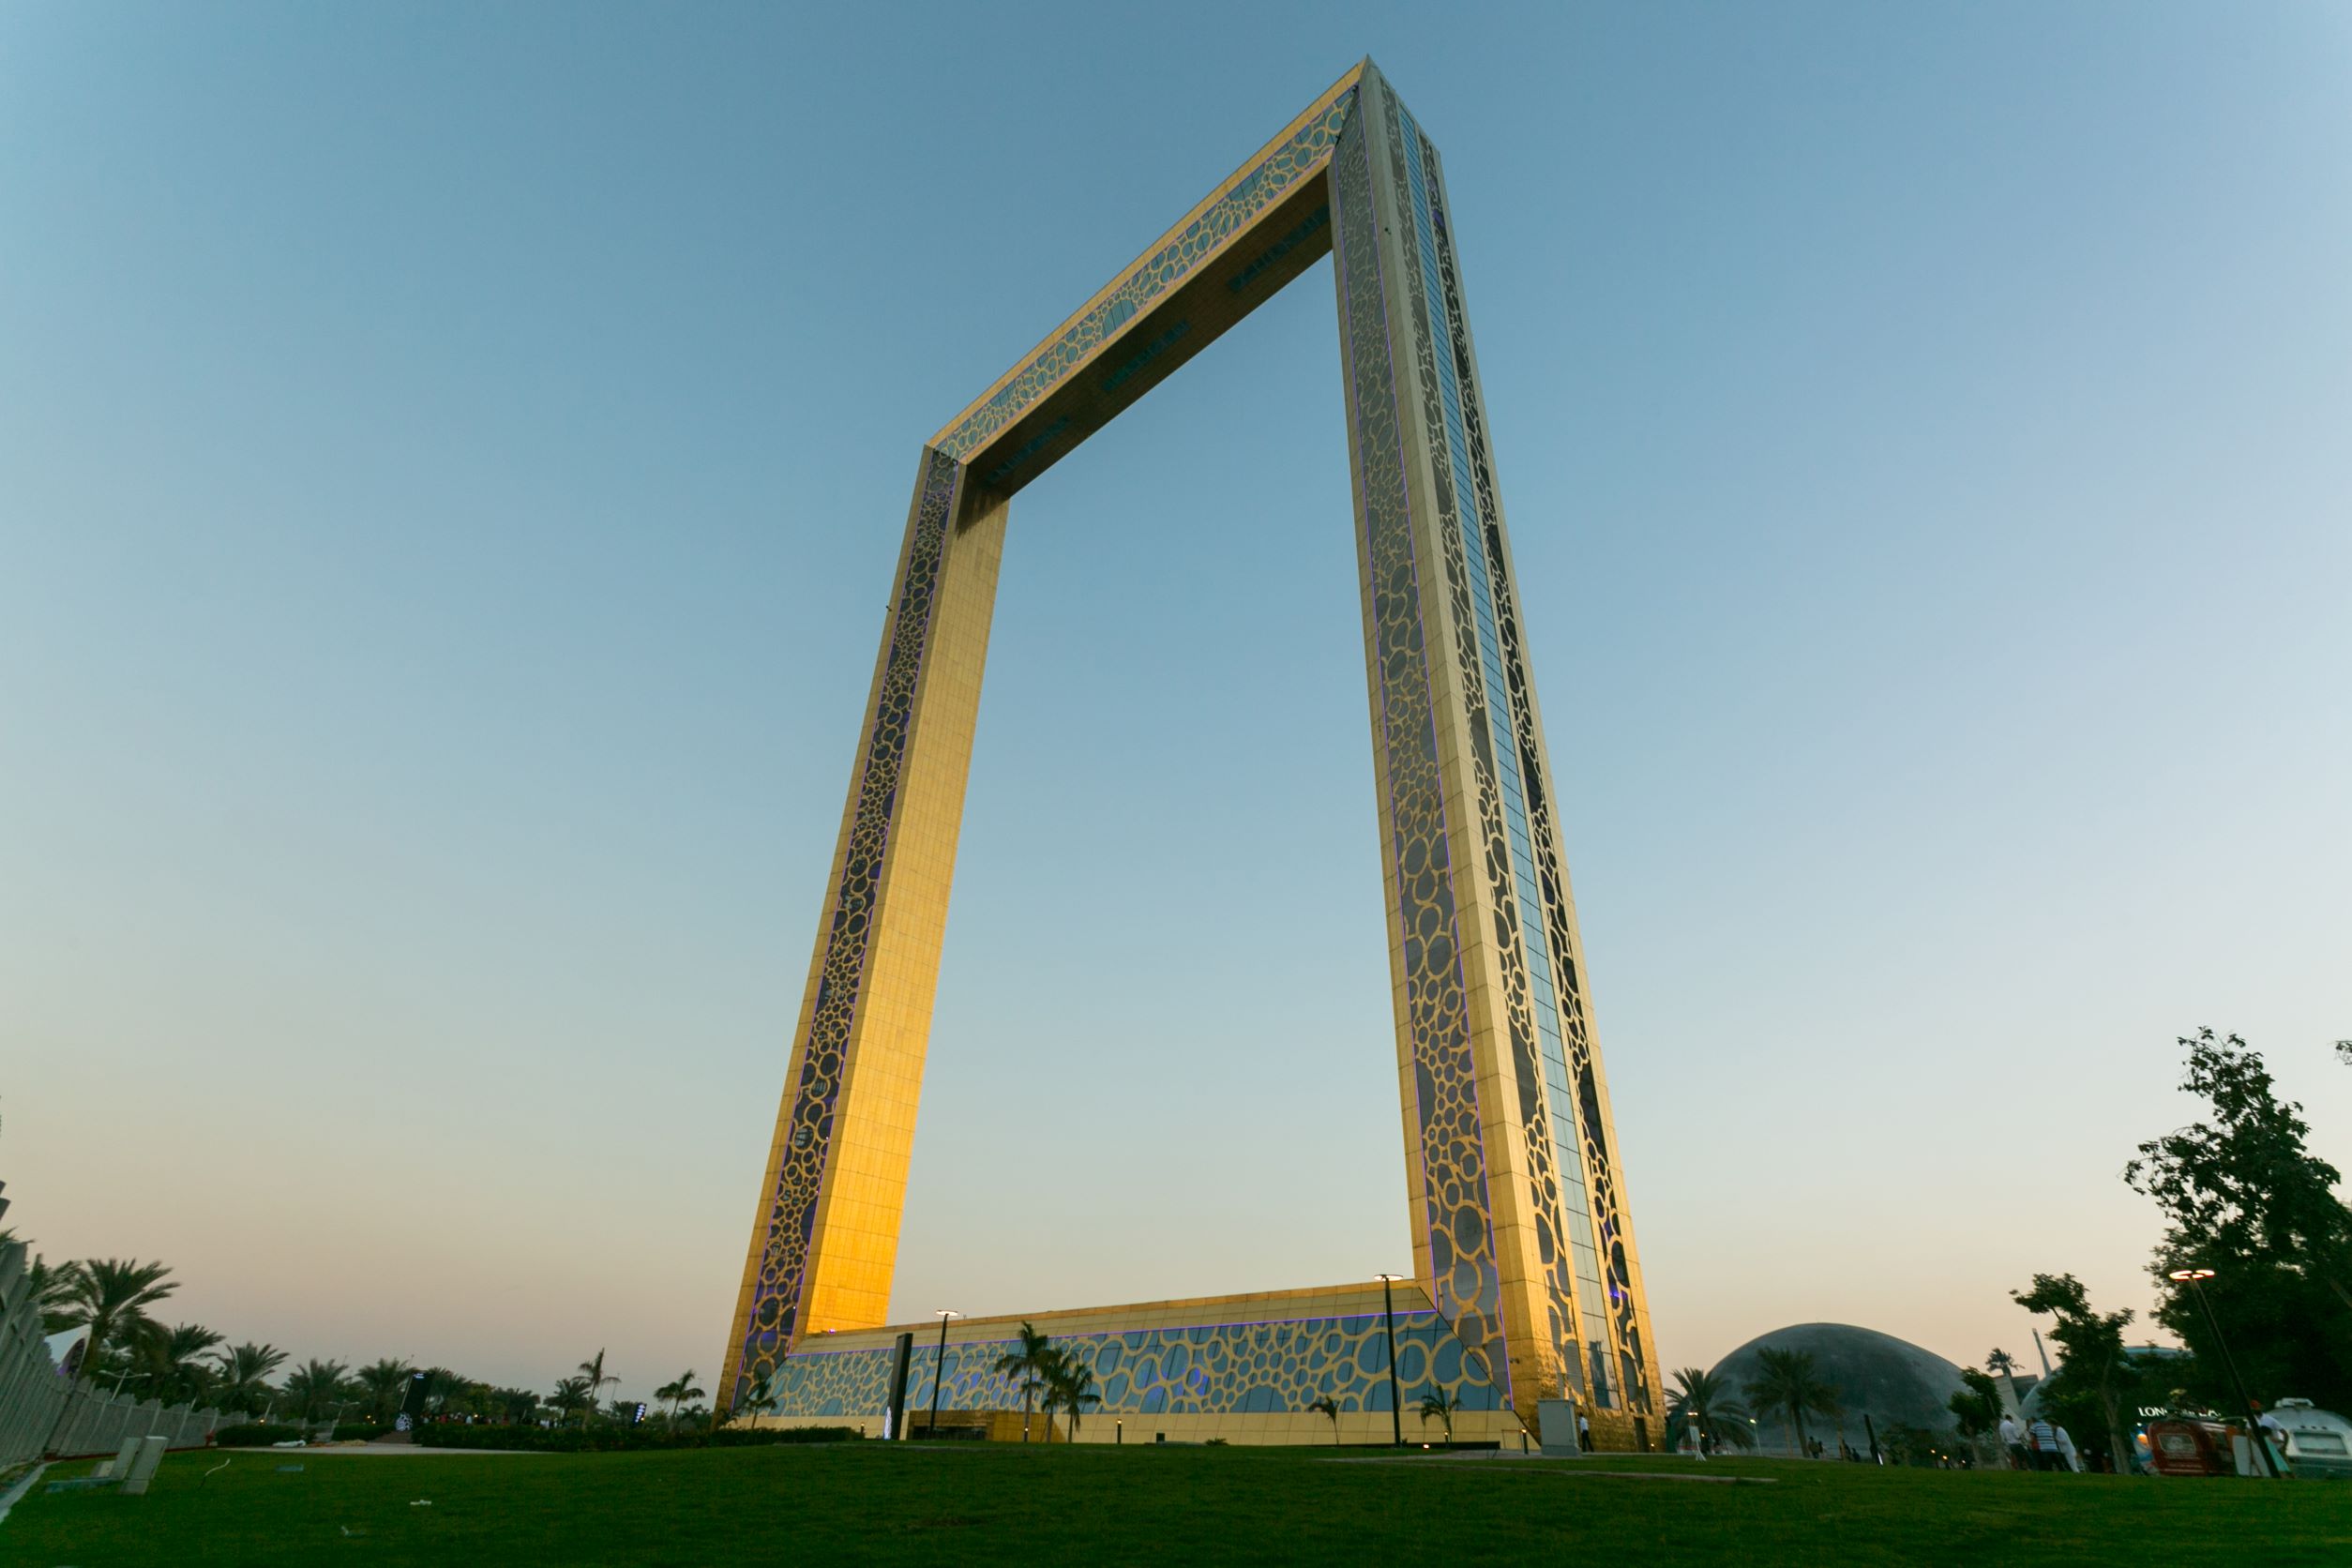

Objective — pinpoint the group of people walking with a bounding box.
[1998,1412,2082,1471]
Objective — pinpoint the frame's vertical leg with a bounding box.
[718,449,1007,1413]
[1335,65,1664,1440]
[1330,80,1513,1401]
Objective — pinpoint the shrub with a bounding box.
[418,1424,862,1453]
[711,1426,865,1447]
[332,1424,390,1442]
[214,1424,309,1448]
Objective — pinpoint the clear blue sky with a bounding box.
[4,2,2346,1404]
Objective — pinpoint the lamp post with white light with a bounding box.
[2166,1267,2279,1478]
[1374,1274,1406,1448]
[927,1310,960,1441]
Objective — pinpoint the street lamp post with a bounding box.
[2167,1268,2280,1479]
[1375,1274,1406,1448]
[927,1310,960,1442]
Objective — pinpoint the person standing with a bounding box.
[2054,1425,2081,1473]
[1998,1412,2025,1470]
[2028,1416,2060,1471]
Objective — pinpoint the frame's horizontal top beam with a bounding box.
[931,61,1368,488]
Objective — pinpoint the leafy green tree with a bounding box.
[1949,1366,2003,1441]
[1044,1356,1101,1442]
[2012,1273,2139,1468]
[991,1322,1056,1442]
[1416,1387,1462,1443]
[56,1259,177,1384]
[2125,1029,2352,1412]
[1308,1395,1342,1445]
[355,1358,415,1424]
[1665,1365,1754,1452]
[212,1342,288,1413]
[1878,1421,1958,1468]
[1742,1348,1842,1456]
[281,1357,358,1422]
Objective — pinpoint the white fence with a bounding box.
[0,1239,245,1464]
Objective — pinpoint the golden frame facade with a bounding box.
[722,60,1662,1439]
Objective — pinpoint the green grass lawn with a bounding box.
[8,1444,2348,1567]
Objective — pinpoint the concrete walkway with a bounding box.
[0,1463,49,1524]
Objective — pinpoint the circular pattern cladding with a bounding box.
[769,1310,1506,1421]
[737,449,964,1390]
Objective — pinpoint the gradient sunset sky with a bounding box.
[5,1,2347,1406]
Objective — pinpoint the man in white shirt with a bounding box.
[2054,1425,2082,1472]
[1998,1413,2024,1469]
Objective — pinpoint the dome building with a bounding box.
[1707,1323,1969,1455]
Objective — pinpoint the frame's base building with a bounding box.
[726,61,1665,1452]
[748,1282,1530,1448]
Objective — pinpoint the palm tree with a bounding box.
[132,1321,224,1407]
[991,1323,1055,1442]
[355,1358,415,1424]
[1044,1356,1101,1442]
[281,1358,357,1422]
[491,1387,541,1425]
[1417,1388,1462,1443]
[655,1370,704,1422]
[735,1368,779,1426]
[1742,1348,1842,1457]
[424,1367,476,1419]
[1308,1395,1342,1446]
[212,1342,289,1414]
[1986,1348,2024,1414]
[547,1376,594,1424]
[577,1349,618,1425]
[24,1252,78,1334]
[57,1259,177,1384]
[1665,1365,1753,1453]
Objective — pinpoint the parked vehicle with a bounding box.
[2145,1420,2238,1476]
[2266,1400,2352,1480]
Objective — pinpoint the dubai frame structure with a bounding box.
[723,61,1663,1447]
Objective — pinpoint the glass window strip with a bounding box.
[1402,102,1620,1404]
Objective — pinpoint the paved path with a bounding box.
[0,1463,49,1524]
